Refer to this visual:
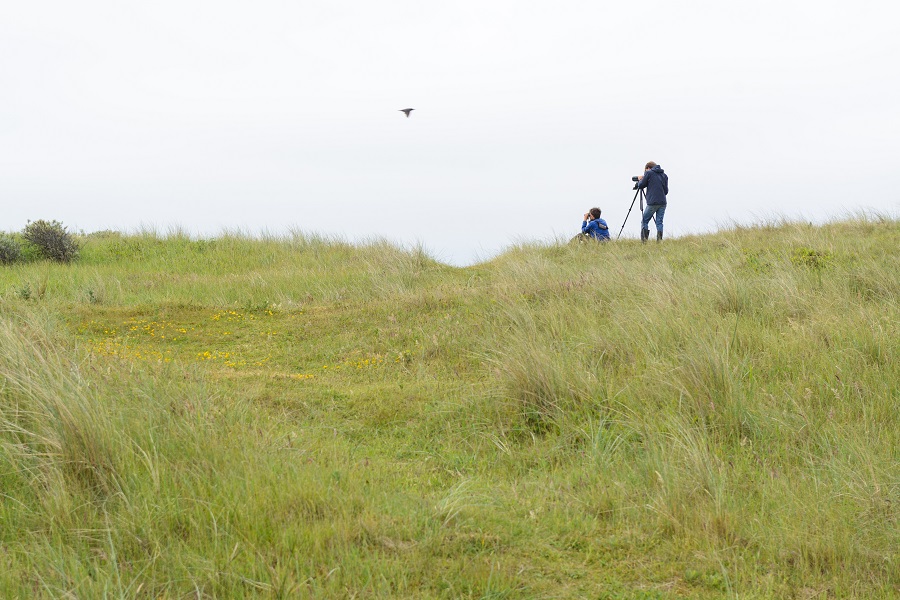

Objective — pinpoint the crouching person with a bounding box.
[582,208,610,241]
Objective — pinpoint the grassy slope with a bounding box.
[0,219,897,598]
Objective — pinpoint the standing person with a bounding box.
[636,161,668,242]
[582,208,610,241]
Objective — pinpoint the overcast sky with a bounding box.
[3,1,898,265]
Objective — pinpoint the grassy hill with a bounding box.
[0,218,897,598]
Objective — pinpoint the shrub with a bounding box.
[22,220,80,263]
[791,246,832,270]
[0,233,22,264]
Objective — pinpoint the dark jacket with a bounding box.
[638,165,668,206]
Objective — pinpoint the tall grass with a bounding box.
[480,217,898,595]
[0,216,897,597]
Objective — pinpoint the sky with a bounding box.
[2,1,898,265]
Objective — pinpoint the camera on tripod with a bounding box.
[617,176,648,239]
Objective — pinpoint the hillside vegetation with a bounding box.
[0,218,897,599]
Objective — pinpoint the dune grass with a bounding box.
[0,217,897,598]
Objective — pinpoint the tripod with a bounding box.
[616,184,654,240]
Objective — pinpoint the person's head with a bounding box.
[588,208,602,220]
[645,161,657,171]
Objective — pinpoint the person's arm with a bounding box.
[582,220,591,234]
[662,175,669,196]
[637,171,650,190]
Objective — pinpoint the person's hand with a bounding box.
[583,212,590,220]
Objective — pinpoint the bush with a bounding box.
[0,233,22,264]
[22,220,80,263]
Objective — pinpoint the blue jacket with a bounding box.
[582,218,610,240]
[637,165,668,206]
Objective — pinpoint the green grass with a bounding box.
[0,217,897,598]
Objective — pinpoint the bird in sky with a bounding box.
[399,108,414,117]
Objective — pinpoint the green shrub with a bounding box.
[791,246,832,269]
[22,220,80,263]
[0,233,22,264]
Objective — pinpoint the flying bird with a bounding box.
[399,108,415,117]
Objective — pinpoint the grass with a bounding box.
[0,217,897,598]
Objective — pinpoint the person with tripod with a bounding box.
[636,161,668,242]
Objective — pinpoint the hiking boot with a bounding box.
[641,229,649,243]
[657,230,663,242]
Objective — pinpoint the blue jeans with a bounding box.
[641,204,666,233]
